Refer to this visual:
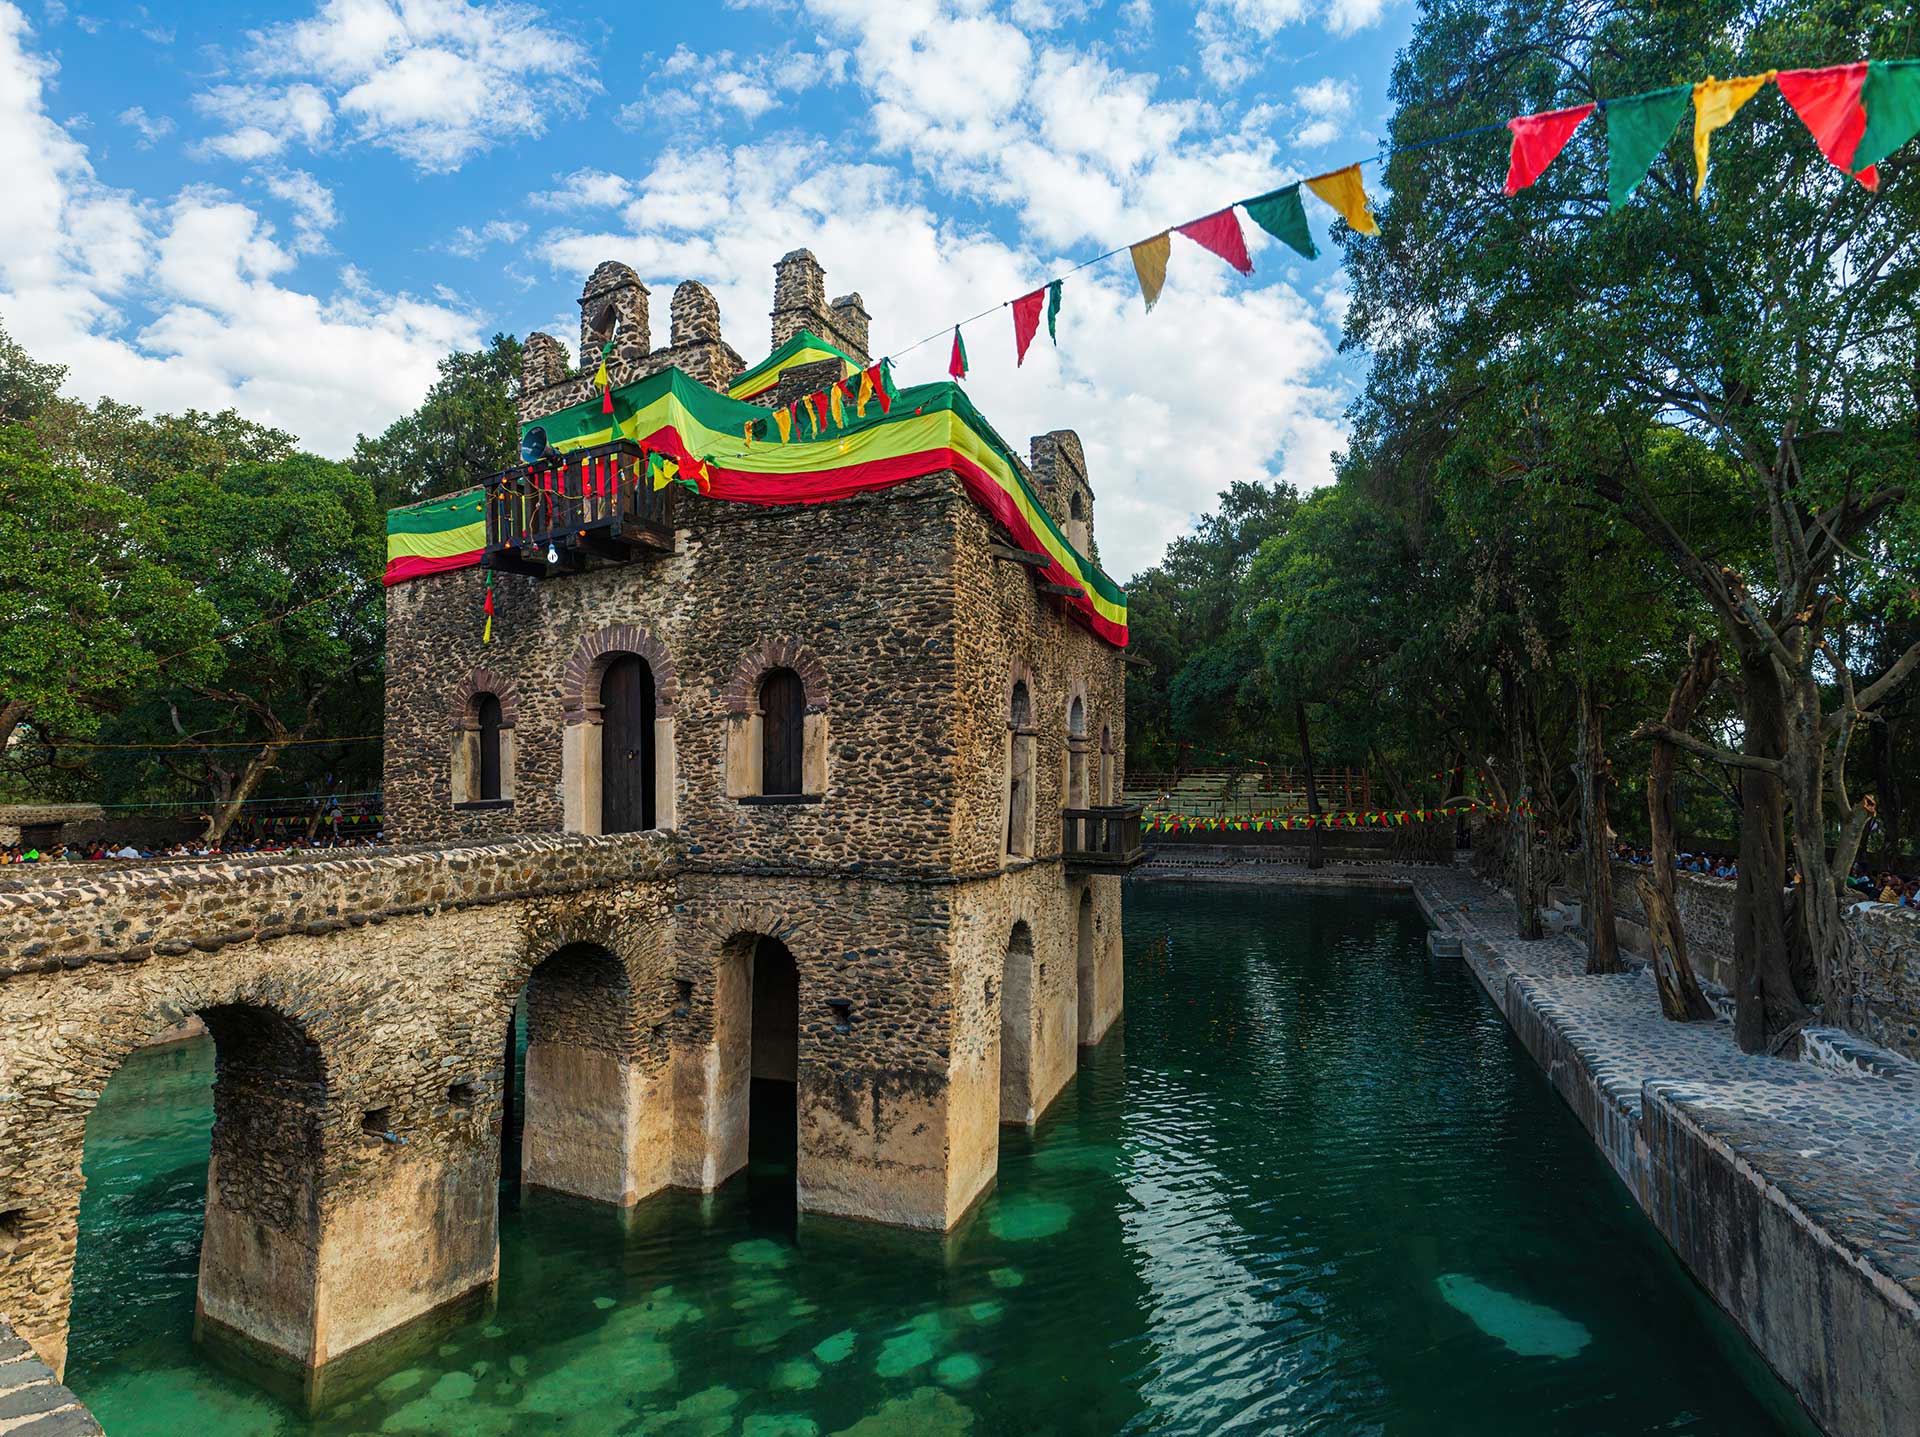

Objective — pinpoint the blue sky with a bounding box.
[1,0,1418,578]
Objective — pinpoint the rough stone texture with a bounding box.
[0,1316,100,1435]
[1606,860,1920,1062]
[0,834,675,1381]
[769,249,872,365]
[0,809,102,849]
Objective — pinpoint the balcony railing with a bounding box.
[483,439,675,576]
[1062,805,1146,872]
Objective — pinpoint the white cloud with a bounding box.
[443,218,526,257]
[530,168,633,211]
[0,2,481,454]
[1292,75,1356,147]
[1195,0,1389,85]
[620,43,850,133]
[260,168,338,252]
[197,0,594,173]
[523,138,1347,579]
[117,105,174,147]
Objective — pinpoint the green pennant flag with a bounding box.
[1242,184,1318,260]
[1857,59,1920,170]
[1606,84,1692,210]
[1045,279,1063,344]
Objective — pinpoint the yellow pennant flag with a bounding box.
[856,368,875,416]
[1130,232,1170,312]
[743,420,755,447]
[829,384,845,427]
[773,406,792,442]
[1305,165,1379,235]
[1692,72,1775,196]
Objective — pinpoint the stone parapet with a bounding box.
[0,1314,101,1434]
[0,833,678,977]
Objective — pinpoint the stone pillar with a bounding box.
[672,943,752,1191]
[1080,876,1124,1045]
[828,293,872,366]
[578,261,650,371]
[521,332,570,394]
[770,249,828,350]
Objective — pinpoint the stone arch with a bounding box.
[724,639,829,798]
[34,980,342,1379]
[1005,659,1038,728]
[578,260,650,370]
[1064,678,1092,810]
[999,920,1036,1126]
[448,666,522,730]
[1005,663,1038,859]
[562,623,678,720]
[561,625,678,833]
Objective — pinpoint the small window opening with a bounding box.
[361,1106,393,1137]
[760,667,806,796]
[673,977,694,1016]
[825,996,853,1034]
[0,1209,25,1255]
[447,1081,480,1108]
[476,693,503,802]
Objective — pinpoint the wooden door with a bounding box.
[600,655,655,832]
[760,668,804,795]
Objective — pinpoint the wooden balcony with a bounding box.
[483,439,676,577]
[1062,805,1147,872]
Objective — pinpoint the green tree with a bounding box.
[351,334,523,508]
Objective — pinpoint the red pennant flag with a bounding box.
[1176,207,1253,274]
[810,392,829,428]
[1011,288,1046,365]
[1776,64,1879,190]
[948,326,969,380]
[1504,103,1595,194]
[866,362,892,414]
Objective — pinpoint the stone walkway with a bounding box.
[1415,865,1920,1310]
[0,1318,101,1436]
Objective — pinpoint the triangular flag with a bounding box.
[810,392,829,429]
[1176,206,1253,273]
[1305,165,1380,235]
[593,347,613,414]
[829,384,845,427]
[773,406,792,442]
[1854,59,1920,171]
[648,452,679,490]
[856,368,874,416]
[1045,279,1062,343]
[870,362,893,413]
[1243,184,1318,259]
[1777,63,1878,190]
[1504,103,1595,194]
[743,420,755,447]
[1691,72,1774,196]
[482,572,494,644]
[949,326,969,379]
[1605,83,1691,210]
[1011,287,1046,365]
[1130,232,1170,311]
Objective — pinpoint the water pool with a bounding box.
[65,884,1815,1435]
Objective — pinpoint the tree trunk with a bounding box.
[0,698,26,747]
[1579,681,1621,974]
[203,740,288,845]
[1295,698,1323,870]
[1509,673,1542,940]
[1731,652,1807,1053]
[1647,642,1717,1021]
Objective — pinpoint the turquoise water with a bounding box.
[66,885,1817,1435]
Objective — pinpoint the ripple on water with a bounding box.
[812,1330,856,1365]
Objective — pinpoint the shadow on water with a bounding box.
[64,885,1822,1437]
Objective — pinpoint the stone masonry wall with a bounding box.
[1606,859,1920,1061]
[386,476,967,877]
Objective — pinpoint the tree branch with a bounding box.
[1631,721,1785,775]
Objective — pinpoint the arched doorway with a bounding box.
[511,942,658,1206]
[1076,889,1096,1045]
[67,1005,326,1393]
[601,655,655,833]
[747,938,800,1204]
[1000,922,1034,1126]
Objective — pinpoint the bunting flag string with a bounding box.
[1691,73,1774,195]
[1142,798,1528,835]
[1505,103,1594,195]
[722,56,1920,435]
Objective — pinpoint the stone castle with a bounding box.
[0,251,1137,1393]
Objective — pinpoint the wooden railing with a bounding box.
[1062,805,1146,870]
[484,439,675,572]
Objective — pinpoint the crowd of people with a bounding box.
[1611,843,1918,907]
[1,831,386,865]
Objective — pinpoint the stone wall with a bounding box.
[0,1313,101,1434]
[1605,859,1920,1062]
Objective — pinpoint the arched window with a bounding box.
[1005,678,1035,859]
[1099,724,1114,805]
[1065,693,1090,809]
[760,668,806,796]
[476,693,503,802]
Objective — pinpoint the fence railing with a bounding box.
[1062,805,1146,869]
[484,439,675,564]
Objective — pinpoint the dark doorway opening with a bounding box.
[600,655,656,833]
[746,936,799,1225]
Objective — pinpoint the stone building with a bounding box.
[384,262,1138,1233]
